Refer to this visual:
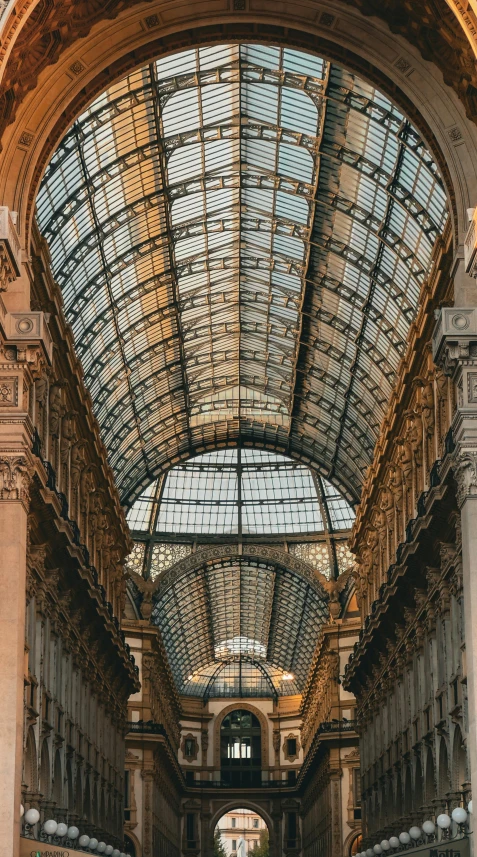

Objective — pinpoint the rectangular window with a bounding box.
[287,738,297,757]
[232,818,236,828]
[185,771,194,785]
[287,770,297,785]
[185,738,195,758]
[232,841,237,851]
[253,819,259,828]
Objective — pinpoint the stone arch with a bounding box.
[394,771,403,818]
[344,830,362,857]
[403,765,412,816]
[39,738,51,800]
[52,749,63,809]
[92,779,98,825]
[425,747,436,803]
[0,0,476,376]
[23,727,37,796]
[66,759,74,812]
[438,738,451,798]
[414,755,424,810]
[209,801,275,847]
[100,786,106,828]
[1,3,477,253]
[75,767,83,817]
[125,829,142,856]
[452,725,467,792]
[214,703,270,770]
[83,775,91,821]
[125,832,138,856]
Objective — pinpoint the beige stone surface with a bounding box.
[0,501,27,857]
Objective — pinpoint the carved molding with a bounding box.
[0,453,34,505]
[181,733,199,763]
[452,450,477,507]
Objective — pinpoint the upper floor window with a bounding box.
[221,710,262,787]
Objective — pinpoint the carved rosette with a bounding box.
[0,453,34,507]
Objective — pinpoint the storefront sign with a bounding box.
[20,836,80,857]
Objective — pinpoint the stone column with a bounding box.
[433,306,477,806]
[0,212,52,852]
[0,450,32,855]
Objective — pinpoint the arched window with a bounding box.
[220,710,261,787]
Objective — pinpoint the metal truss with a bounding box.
[37,42,448,505]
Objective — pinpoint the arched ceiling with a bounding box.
[2,0,477,164]
[36,43,448,504]
[149,553,329,695]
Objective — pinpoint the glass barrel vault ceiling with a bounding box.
[127,449,355,535]
[150,556,329,696]
[36,43,448,506]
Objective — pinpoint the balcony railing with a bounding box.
[187,778,297,788]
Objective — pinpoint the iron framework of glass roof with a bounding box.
[36,43,448,507]
[127,448,355,536]
[148,555,328,697]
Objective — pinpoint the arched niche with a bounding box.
[425,747,436,803]
[452,725,467,792]
[23,727,37,797]
[52,749,63,809]
[39,738,51,801]
[438,738,451,798]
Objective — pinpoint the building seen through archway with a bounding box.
[0,4,476,857]
[215,808,268,857]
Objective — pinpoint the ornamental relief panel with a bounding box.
[351,349,455,619]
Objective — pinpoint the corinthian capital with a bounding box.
[452,450,477,507]
[0,453,34,507]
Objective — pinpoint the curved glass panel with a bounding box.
[37,44,448,504]
[184,660,299,699]
[127,449,355,535]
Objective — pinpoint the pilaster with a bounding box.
[433,306,477,804]
[0,274,51,855]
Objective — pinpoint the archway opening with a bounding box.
[215,808,269,857]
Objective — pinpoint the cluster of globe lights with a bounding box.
[22,806,131,855]
[356,804,472,857]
